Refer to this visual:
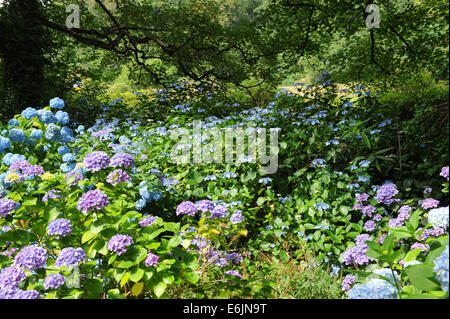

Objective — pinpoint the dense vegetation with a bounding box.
[0,0,448,299]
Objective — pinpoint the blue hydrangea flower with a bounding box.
[433,245,449,292]
[428,207,449,229]
[8,129,25,143]
[60,127,74,143]
[30,129,43,140]
[62,153,76,163]
[50,97,65,109]
[55,111,70,125]
[0,136,11,153]
[37,110,57,124]
[21,107,39,120]
[58,146,70,155]
[8,118,20,127]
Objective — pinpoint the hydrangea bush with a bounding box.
[0,76,448,299]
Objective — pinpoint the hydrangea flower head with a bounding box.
[47,219,72,237]
[43,274,65,290]
[106,169,130,185]
[55,247,86,267]
[0,199,19,217]
[376,183,399,204]
[421,198,440,210]
[14,246,47,270]
[428,207,449,229]
[433,245,449,292]
[176,201,197,216]
[50,97,65,109]
[144,251,159,267]
[83,151,110,171]
[109,152,135,168]
[77,189,109,214]
[108,235,134,255]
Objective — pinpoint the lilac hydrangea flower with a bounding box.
[22,165,44,176]
[77,189,109,214]
[0,267,26,289]
[43,274,65,290]
[106,169,130,185]
[342,275,356,292]
[47,219,72,237]
[210,205,228,219]
[14,246,47,271]
[356,193,370,203]
[343,235,375,266]
[9,160,31,172]
[144,251,159,267]
[139,216,158,227]
[376,183,399,205]
[362,205,376,217]
[421,198,440,210]
[83,151,110,171]
[109,152,135,168]
[410,242,429,251]
[54,247,87,267]
[15,289,41,299]
[64,170,84,186]
[398,205,412,221]
[364,220,376,232]
[440,166,449,180]
[108,235,134,255]
[43,189,61,202]
[388,218,404,228]
[196,200,215,215]
[224,270,242,278]
[176,201,197,216]
[230,210,245,224]
[0,199,18,217]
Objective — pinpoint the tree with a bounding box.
[0,0,50,119]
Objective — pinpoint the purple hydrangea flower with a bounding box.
[43,189,61,202]
[388,218,404,228]
[440,166,449,180]
[196,200,215,214]
[421,198,440,210]
[230,210,245,224]
[364,220,376,232]
[144,251,159,267]
[373,214,382,222]
[224,270,242,278]
[64,170,84,186]
[398,205,412,221]
[0,199,18,217]
[109,152,135,168]
[22,165,44,176]
[15,289,41,299]
[47,219,72,237]
[342,275,356,292]
[43,274,65,290]
[108,235,134,255]
[176,201,197,216]
[139,216,158,227]
[376,183,399,205]
[210,205,228,219]
[352,203,364,210]
[77,189,109,214]
[362,205,376,217]
[14,246,47,271]
[54,247,87,267]
[0,267,26,289]
[225,252,243,264]
[343,234,375,266]
[356,193,370,203]
[411,242,429,251]
[83,151,110,171]
[106,169,130,185]
[9,160,31,172]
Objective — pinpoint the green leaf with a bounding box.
[164,222,180,233]
[130,269,145,283]
[153,281,167,298]
[81,231,97,244]
[184,271,200,284]
[168,236,182,249]
[131,282,144,296]
[118,260,134,269]
[120,272,131,288]
[405,264,441,291]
